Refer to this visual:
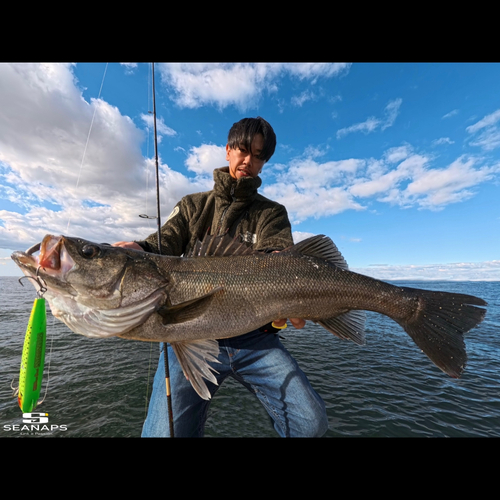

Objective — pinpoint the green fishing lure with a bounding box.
[18,298,47,412]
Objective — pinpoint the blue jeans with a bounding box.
[141,329,328,437]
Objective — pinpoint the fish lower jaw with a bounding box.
[13,251,38,267]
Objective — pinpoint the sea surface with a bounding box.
[1,276,499,438]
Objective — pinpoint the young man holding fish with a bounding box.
[114,117,328,437]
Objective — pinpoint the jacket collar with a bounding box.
[213,167,262,201]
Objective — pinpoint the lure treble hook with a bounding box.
[18,266,48,297]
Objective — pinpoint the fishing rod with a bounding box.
[151,62,175,437]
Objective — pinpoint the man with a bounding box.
[114,117,328,437]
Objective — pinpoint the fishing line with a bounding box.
[139,64,159,231]
[66,62,109,234]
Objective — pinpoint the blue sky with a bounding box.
[1,62,499,279]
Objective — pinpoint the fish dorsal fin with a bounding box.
[288,235,349,270]
[170,339,221,400]
[187,233,256,258]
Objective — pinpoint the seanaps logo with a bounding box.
[23,412,48,424]
[3,412,68,435]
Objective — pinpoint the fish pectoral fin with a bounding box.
[157,286,224,325]
[316,310,366,345]
[170,339,220,400]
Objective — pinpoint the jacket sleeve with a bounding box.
[135,200,190,256]
[254,203,294,252]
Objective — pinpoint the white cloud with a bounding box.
[466,108,500,151]
[349,152,499,210]
[284,63,351,81]
[466,109,500,134]
[404,156,498,208]
[0,63,215,249]
[328,94,342,104]
[120,63,138,74]
[291,90,316,107]
[159,63,263,110]
[292,231,316,243]
[381,98,403,130]
[185,144,226,176]
[383,144,412,164]
[406,156,484,193]
[352,260,500,281]
[336,116,381,139]
[284,157,364,189]
[263,182,365,223]
[337,98,402,138]
[349,154,428,199]
[140,113,177,143]
[262,140,499,224]
[158,63,351,111]
[432,137,455,146]
[262,156,366,223]
[470,129,500,151]
[442,109,459,119]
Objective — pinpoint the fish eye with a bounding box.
[81,245,101,259]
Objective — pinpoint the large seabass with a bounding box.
[12,233,487,399]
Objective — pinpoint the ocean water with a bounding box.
[1,276,498,438]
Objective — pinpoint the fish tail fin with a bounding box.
[396,288,487,378]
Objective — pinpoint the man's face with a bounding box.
[226,133,266,180]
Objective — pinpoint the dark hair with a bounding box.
[227,117,276,163]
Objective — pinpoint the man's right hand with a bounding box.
[273,318,306,329]
[112,241,144,251]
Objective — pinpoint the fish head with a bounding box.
[12,235,169,337]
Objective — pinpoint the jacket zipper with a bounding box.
[217,184,235,234]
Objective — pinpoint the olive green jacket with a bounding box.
[137,167,293,256]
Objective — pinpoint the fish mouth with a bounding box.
[12,235,76,287]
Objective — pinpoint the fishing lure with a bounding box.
[16,268,48,413]
[18,296,47,412]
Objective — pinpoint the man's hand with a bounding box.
[112,241,144,251]
[273,318,306,329]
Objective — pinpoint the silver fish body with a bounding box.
[12,233,487,399]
